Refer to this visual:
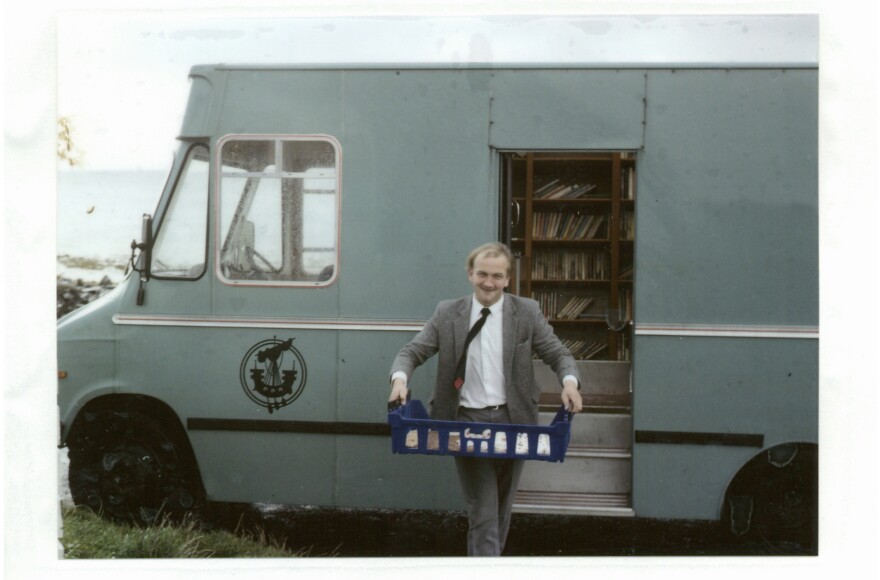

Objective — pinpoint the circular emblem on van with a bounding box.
[240,337,307,413]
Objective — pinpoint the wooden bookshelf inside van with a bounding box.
[502,151,635,362]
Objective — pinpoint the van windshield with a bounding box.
[151,144,210,279]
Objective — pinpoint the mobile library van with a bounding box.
[57,16,818,546]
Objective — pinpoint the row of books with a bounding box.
[620,209,634,240]
[531,250,609,281]
[533,292,595,320]
[621,167,636,200]
[619,288,633,321]
[562,339,608,360]
[533,211,608,240]
[617,332,631,361]
[534,179,601,200]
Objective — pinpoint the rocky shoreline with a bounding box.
[56,275,117,319]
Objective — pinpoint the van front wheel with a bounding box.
[67,408,202,524]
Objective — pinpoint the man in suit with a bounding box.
[388,242,583,556]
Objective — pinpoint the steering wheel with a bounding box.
[246,247,280,276]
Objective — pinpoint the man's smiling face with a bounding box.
[468,254,510,307]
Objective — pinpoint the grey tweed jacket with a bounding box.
[390,294,580,425]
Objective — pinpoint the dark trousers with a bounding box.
[454,406,525,557]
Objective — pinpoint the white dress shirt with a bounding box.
[459,295,506,408]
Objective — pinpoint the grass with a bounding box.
[60,506,308,559]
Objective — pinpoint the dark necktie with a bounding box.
[453,307,491,390]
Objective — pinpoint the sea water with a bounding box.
[57,169,166,282]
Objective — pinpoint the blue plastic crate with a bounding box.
[387,400,573,462]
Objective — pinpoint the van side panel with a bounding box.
[489,69,646,150]
[632,336,818,518]
[334,69,491,509]
[636,69,818,326]
[217,70,346,137]
[180,73,215,138]
[212,70,345,318]
[632,69,818,519]
[635,337,818,442]
[338,69,494,318]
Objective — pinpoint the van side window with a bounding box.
[218,136,339,285]
[152,144,210,279]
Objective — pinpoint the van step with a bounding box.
[571,414,632,448]
[538,393,631,414]
[567,446,631,459]
[539,411,632,449]
[513,491,634,516]
[517,453,631,494]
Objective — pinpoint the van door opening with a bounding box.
[500,151,636,516]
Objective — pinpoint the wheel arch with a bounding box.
[64,393,206,500]
[719,440,818,547]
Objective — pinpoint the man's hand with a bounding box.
[388,377,409,406]
[561,380,582,413]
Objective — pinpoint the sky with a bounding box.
[4,1,880,579]
[54,12,820,171]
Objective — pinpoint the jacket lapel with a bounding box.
[503,295,517,382]
[453,296,471,361]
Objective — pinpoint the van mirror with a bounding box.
[129,213,153,305]
[140,214,152,254]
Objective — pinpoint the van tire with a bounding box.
[67,404,204,525]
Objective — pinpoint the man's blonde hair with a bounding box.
[466,242,514,276]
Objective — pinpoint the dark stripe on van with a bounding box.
[187,418,391,436]
[635,430,763,447]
